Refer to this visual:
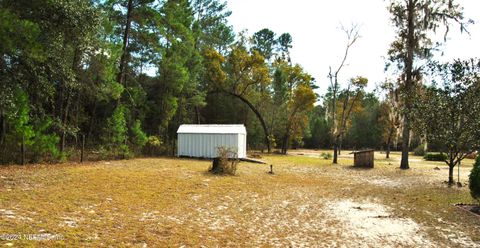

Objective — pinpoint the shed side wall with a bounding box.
[178,133,242,158]
[238,133,246,158]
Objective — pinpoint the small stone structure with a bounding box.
[353,149,374,168]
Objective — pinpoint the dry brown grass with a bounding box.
[1,151,479,247]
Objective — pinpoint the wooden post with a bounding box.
[80,134,85,163]
[21,134,25,165]
[268,164,274,174]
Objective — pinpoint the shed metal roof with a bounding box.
[177,124,246,134]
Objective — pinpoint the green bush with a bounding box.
[4,89,60,163]
[413,145,425,156]
[470,156,480,204]
[30,118,60,162]
[424,153,447,161]
[97,146,110,160]
[320,152,332,160]
[103,105,129,158]
[120,144,133,159]
[145,135,163,156]
[131,119,148,154]
[5,88,35,145]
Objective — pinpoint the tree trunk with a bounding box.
[400,0,415,170]
[386,137,391,159]
[282,119,294,155]
[58,89,67,153]
[74,92,82,147]
[195,106,201,124]
[331,79,338,163]
[60,44,81,154]
[60,131,66,153]
[224,91,270,153]
[423,135,428,153]
[448,165,454,186]
[458,160,461,185]
[60,65,75,153]
[117,0,134,88]
[395,131,399,151]
[0,110,5,146]
[87,101,97,144]
[60,93,71,153]
[400,115,410,169]
[333,135,339,164]
[386,126,394,159]
[282,132,290,155]
[338,135,343,155]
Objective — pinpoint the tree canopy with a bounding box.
[0,0,477,170]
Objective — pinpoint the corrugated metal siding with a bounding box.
[238,133,246,158]
[178,133,246,158]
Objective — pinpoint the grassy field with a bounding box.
[1,150,479,247]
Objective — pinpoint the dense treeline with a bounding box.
[0,0,317,163]
[1,0,477,166]
[304,89,412,153]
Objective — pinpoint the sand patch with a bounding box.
[368,177,403,188]
[325,199,434,247]
[0,209,16,219]
[59,217,80,228]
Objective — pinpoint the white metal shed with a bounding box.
[177,124,247,158]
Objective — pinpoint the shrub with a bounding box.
[30,118,60,162]
[470,156,480,204]
[145,136,163,156]
[4,89,60,163]
[424,153,447,161]
[320,152,332,160]
[210,147,238,175]
[131,119,148,154]
[120,143,133,159]
[103,105,128,158]
[97,146,110,160]
[413,145,425,156]
[5,88,35,152]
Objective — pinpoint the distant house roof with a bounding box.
[177,124,246,134]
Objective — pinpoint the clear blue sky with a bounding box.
[226,0,480,96]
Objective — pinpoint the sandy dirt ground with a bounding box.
[1,151,479,247]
